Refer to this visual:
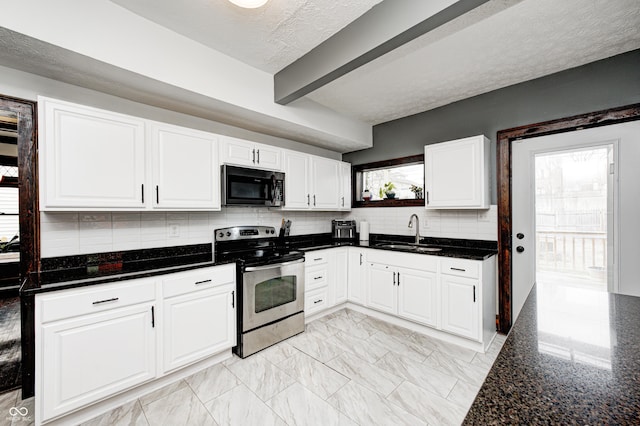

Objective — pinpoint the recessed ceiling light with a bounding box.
[227,0,269,8]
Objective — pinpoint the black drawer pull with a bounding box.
[314,299,323,304]
[92,297,119,305]
[195,279,212,285]
[313,258,323,261]
[314,276,323,280]
[450,267,466,272]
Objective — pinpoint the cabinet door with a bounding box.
[339,162,352,211]
[334,248,349,304]
[348,249,366,304]
[151,123,220,210]
[41,303,156,421]
[163,283,235,373]
[282,150,311,210]
[40,98,146,210]
[366,263,397,315]
[397,267,438,328]
[254,143,282,170]
[424,135,488,209]
[311,157,340,210]
[441,274,480,340]
[220,136,255,167]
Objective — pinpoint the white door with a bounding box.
[366,263,396,314]
[311,157,340,210]
[347,249,366,304]
[254,143,282,170]
[151,123,220,210]
[339,162,352,211]
[511,121,640,323]
[397,267,438,327]
[334,248,349,304]
[441,274,479,340]
[282,151,311,210]
[162,283,235,373]
[41,303,156,420]
[40,98,146,209]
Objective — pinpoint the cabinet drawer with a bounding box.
[163,264,236,299]
[305,251,330,267]
[305,265,327,291]
[440,258,479,279]
[38,278,156,324]
[305,287,328,315]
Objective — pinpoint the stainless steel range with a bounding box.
[214,226,305,358]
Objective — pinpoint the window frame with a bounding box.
[351,154,425,208]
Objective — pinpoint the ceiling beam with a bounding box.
[274,0,490,105]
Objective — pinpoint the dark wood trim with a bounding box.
[353,199,425,208]
[0,94,40,398]
[497,103,640,334]
[351,154,424,208]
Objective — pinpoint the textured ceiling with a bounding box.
[110,0,383,74]
[307,0,640,124]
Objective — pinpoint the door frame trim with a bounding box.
[497,103,640,333]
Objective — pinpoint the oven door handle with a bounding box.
[244,258,305,272]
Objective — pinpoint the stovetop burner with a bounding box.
[214,226,304,266]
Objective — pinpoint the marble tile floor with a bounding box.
[2,308,506,426]
[0,297,21,394]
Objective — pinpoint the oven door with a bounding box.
[242,258,304,332]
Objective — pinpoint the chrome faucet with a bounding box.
[408,214,420,244]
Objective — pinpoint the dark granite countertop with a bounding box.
[289,233,497,260]
[464,284,640,425]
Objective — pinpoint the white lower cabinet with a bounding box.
[36,264,236,424]
[333,248,349,304]
[366,252,438,328]
[161,265,236,373]
[347,247,369,305]
[441,274,479,340]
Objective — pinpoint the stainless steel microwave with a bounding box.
[221,165,285,207]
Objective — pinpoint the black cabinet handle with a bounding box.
[156,185,159,204]
[307,194,310,206]
[313,195,316,206]
[313,258,323,261]
[516,233,525,239]
[195,279,212,285]
[393,272,396,285]
[141,184,144,203]
[252,149,256,163]
[257,149,260,164]
[426,191,429,205]
[341,196,344,207]
[151,305,155,328]
[92,297,119,305]
[516,246,525,253]
[314,276,323,280]
[232,291,235,308]
[473,285,476,303]
[397,272,400,286]
[359,253,362,265]
[451,267,466,272]
[314,299,323,304]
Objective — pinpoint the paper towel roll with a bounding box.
[359,221,370,242]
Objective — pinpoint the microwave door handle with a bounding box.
[244,258,305,272]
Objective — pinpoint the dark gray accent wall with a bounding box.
[343,49,640,203]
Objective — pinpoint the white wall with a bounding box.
[40,208,342,258]
[345,205,498,241]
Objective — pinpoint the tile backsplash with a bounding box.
[40,205,497,257]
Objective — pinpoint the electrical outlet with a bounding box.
[168,223,180,238]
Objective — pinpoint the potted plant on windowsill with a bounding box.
[379,182,396,199]
[410,185,423,199]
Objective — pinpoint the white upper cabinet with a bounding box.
[39,97,146,210]
[150,122,220,210]
[311,157,340,210]
[282,150,348,211]
[283,150,311,209]
[339,162,352,211]
[219,136,282,171]
[424,135,490,209]
[38,97,221,211]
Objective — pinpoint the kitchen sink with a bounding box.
[376,243,442,253]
